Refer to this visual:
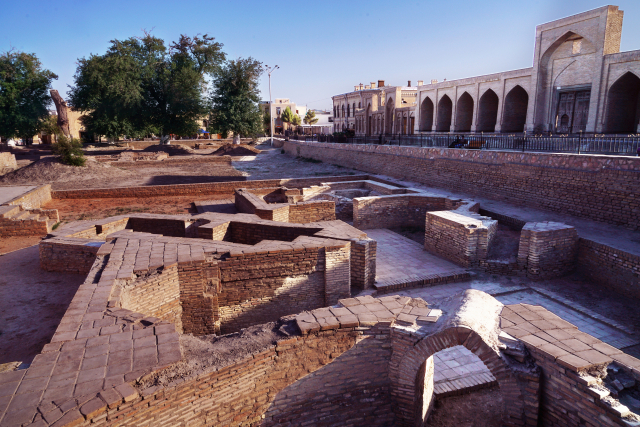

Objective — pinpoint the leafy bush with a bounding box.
[52,136,86,166]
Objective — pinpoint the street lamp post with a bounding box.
[266,65,279,146]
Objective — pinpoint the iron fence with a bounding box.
[295,133,640,156]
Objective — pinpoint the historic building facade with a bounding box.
[333,5,640,135]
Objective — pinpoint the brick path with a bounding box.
[366,229,467,287]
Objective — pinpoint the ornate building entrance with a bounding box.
[555,91,590,133]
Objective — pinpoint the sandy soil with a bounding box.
[0,245,85,365]
[427,386,503,427]
[211,143,261,156]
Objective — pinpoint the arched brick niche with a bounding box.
[387,290,540,426]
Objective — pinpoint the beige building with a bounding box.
[260,99,306,133]
[334,5,640,135]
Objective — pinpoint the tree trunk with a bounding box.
[50,90,71,138]
[233,134,240,145]
[160,135,171,145]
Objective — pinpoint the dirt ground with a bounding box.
[235,142,361,180]
[0,245,85,365]
[426,386,503,427]
[0,236,44,255]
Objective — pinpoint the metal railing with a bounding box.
[294,133,640,156]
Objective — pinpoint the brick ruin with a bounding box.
[2,174,640,426]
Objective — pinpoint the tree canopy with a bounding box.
[0,50,57,140]
[68,33,225,141]
[209,57,263,138]
[280,106,294,125]
[303,110,318,125]
[291,113,301,126]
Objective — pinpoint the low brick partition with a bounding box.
[0,184,60,237]
[234,187,336,224]
[284,141,640,231]
[577,238,640,300]
[424,210,497,267]
[0,152,17,174]
[5,184,52,209]
[517,222,578,279]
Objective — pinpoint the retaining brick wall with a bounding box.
[577,239,640,300]
[6,184,52,209]
[518,222,578,279]
[73,326,396,427]
[284,141,640,230]
[288,201,335,223]
[351,238,377,290]
[115,266,183,332]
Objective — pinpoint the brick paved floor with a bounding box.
[366,229,467,287]
[433,346,496,396]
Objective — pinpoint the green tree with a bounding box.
[262,109,271,135]
[52,135,86,166]
[291,114,301,126]
[280,106,294,130]
[0,50,58,143]
[69,33,225,143]
[210,57,263,142]
[303,110,318,125]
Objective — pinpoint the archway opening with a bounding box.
[477,90,499,132]
[502,86,528,132]
[436,95,453,132]
[420,97,434,131]
[455,92,474,132]
[417,345,503,426]
[605,72,640,134]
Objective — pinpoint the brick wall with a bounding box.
[518,222,578,279]
[353,194,460,229]
[424,211,497,267]
[179,259,220,335]
[39,238,103,274]
[324,245,351,305]
[284,141,640,230]
[235,188,335,224]
[51,175,371,200]
[0,205,51,237]
[74,326,396,427]
[6,184,52,209]
[350,238,377,290]
[577,238,640,299]
[116,265,183,332]
[0,152,17,174]
[288,201,335,223]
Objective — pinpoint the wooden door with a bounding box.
[571,91,590,133]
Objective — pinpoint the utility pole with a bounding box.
[266,65,279,146]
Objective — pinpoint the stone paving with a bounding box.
[367,229,468,287]
[0,185,35,204]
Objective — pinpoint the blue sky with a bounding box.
[2,1,640,111]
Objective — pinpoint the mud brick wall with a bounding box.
[350,238,377,290]
[51,174,371,200]
[324,245,351,305]
[197,221,230,240]
[178,259,220,335]
[0,152,17,174]
[353,194,459,229]
[77,327,396,427]
[216,248,329,334]
[6,184,52,209]
[577,239,640,299]
[424,211,494,267]
[288,200,335,223]
[518,222,578,280]
[39,238,103,274]
[234,189,289,222]
[284,141,640,231]
[116,266,183,332]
